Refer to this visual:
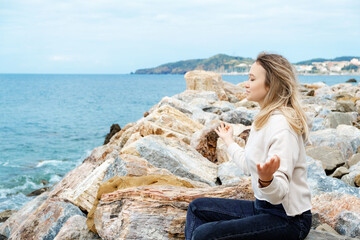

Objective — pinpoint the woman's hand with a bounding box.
[257,154,280,185]
[214,122,234,147]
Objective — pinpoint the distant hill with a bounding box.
[134,54,254,74]
[134,54,360,74]
[295,56,360,65]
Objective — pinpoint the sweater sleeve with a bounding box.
[257,129,299,204]
[227,142,250,176]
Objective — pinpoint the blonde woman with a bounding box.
[185,52,312,240]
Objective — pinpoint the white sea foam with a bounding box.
[36,159,63,168]
[49,174,62,183]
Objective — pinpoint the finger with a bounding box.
[256,163,262,172]
[275,158,280,169]
[272,155,280,165]
[221,122,224,128]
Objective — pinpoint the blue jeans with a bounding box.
[185,197,312,240]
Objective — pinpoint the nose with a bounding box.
[245,80,250,88]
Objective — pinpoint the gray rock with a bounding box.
[335,210,360,238]
[316,224,340,235]
[306,156,360,197]
[192,109,220,126]
[302,95,336,110]
[335,100,356,112]
[341,162,360,187]
[220,107,259,126]
[305,229,359,240]
[0,192,49,238]
[324,112,353,128]
[4,200,85,240]
[173,90,219,103]
[217,160,247,185]
[0,210,17,223]
[234,99,259,109]
[347,153,360,168]
[306,146,345,172]
[331,167,350,178]
[336,125,360,155]
[102,156,128,182]
[125,135,218,186]
[309,126,360,160]
[149,96,197,117]
[341,171,360,187]
[54,215,101,240]
[317,107,332,118]
[311,117,326,131]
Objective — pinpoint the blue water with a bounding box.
[0,74,359,212]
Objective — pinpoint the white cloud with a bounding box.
[0,0,359,73]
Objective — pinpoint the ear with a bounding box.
[265,85,270,93]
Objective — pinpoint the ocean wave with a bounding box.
[49,174,62,183]
[36,159,64,168]
[0,180,40,198]
[0,192,29,212]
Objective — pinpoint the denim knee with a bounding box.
[189,197,207,212]
[191,222,213,240]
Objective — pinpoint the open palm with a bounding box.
[256,155,280,182]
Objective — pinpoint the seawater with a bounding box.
[0,74,359,212]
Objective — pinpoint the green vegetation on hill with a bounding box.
[135,54,254,74]
[296,56,359,65]
[134,54,360,74]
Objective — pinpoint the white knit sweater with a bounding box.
[227,111,312,216]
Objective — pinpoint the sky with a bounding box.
[0,0,359,74]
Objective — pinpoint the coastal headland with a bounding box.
[134,54,360,76]
[1,70,360,240]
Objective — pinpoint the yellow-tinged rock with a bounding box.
[133,104,204,144]
[58,158,114,212]
[185,70,228,101]
[94,179,254,239]
[108,122,137,148]
[87,175,195,233]
[50,144,120,213]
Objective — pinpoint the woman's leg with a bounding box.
[192,212,300,240]
[185,197,256,240]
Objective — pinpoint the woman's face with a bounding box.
[245,62,269,107]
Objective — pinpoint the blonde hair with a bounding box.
[253,52,309,140]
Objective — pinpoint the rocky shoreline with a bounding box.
[1,70,360,239]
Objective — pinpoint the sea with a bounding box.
[0,73,359,213]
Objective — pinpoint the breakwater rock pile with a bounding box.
[1,70,360,240]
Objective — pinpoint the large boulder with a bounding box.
[220,107,259,125]
[309,125,360,160]
[4,199,85,240]
[184,70,228,101]
[94,180,254,240]
[50,144,120,213]
[306,156,359,197]
[0,192,49,238]
[88,175,197,234]
[341,162,360,187]
[306,146,345,173]
[134,104,204,145]
[324,112,353,128]
[120,135,218,186]
[54,215,101,240]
